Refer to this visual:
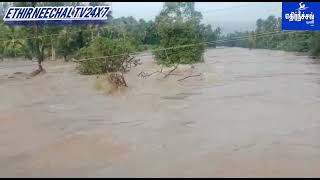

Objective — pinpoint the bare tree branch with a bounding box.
[177,73,201,81]
[137,70,160,78]
[163,64,179,79]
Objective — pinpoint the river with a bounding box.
[0,47,319,177]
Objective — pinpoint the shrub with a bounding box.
[77,37,140,75]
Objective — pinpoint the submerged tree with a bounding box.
[13,2,47,73]
[153,2,206,66]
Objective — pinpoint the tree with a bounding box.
[1,26,24,57]
[56,27,78,62]
[201,25,221,48]
[13,2,46,72]
[221,15,316,55]
[143,20,160,46]
[310,32,320,58]
[153,2,206,66]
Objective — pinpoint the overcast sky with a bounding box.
[111,2,282,34]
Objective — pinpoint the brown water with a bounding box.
[0,47,320,177]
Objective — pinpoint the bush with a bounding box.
[77,37,139,75]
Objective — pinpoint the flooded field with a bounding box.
[0,47,320,177]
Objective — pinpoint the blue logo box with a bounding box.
[3,6,112,26]
[282,2,320,31]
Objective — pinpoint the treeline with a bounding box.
[219,15,320,57]
[0,2,160,61]
[0,2,222,74]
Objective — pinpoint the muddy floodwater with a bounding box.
[0,47,320,177]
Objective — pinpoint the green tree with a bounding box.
[153,2,206,66]
[143,20,160,46]
[56,27,78,62]
[13,2,46,71]
[202,25,221,48]
[221,15,315,55]
[310,32,320,57]
[1,26,24,57]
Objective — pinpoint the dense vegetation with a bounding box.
[0,2,220,74]
[219,15,320,57]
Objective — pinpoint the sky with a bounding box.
[111,2,282,34]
